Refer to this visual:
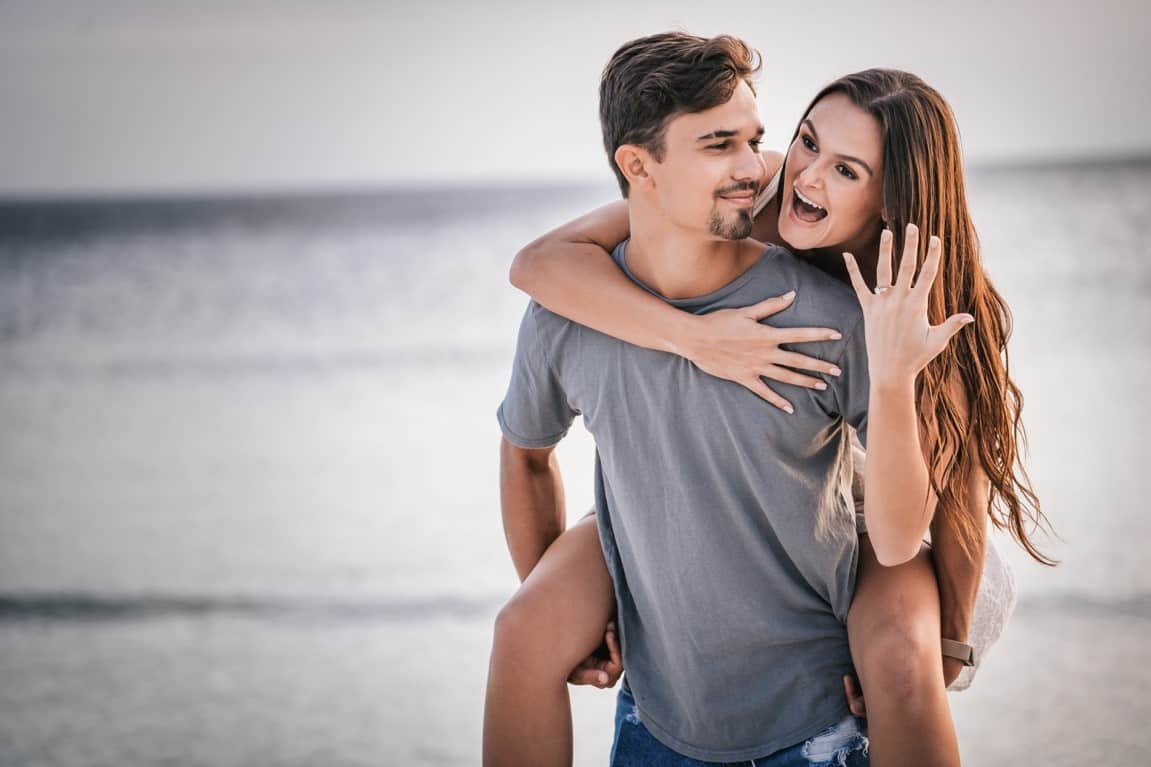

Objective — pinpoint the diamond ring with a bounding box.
[874,285,893,295]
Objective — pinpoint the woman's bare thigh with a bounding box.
[506,513,616,666]
[847,534,940,640]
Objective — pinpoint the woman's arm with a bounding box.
[844,226,977,565]
[510,153,844,411]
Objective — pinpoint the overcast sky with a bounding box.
[1,0,1148,196]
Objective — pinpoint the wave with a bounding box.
[2,590,1150,625]
[0,345,511,379]
[0,592,504,624]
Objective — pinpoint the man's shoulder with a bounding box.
[516,299,580,355]
[755,245,863,326]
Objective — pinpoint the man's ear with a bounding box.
[614,145,655,192]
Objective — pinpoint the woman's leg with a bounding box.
[483,513,617,767]
[846,533,961,767]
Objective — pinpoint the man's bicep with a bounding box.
[500,435,557,472]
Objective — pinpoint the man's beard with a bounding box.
[708,207,754,240]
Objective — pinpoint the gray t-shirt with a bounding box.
[497,241,870,761]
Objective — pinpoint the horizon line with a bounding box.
[1,150,1149,206]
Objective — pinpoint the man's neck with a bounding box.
[626,204,762,300]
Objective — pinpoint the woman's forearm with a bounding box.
[509,201,698,356]
[863,378,937,566]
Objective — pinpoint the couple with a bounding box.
[487,32,1051,766]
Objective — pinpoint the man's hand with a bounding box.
[942,657,964,688]
[843,654,965,717]
[568,621,623,689]
[843,674,867,718]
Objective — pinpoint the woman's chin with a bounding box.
[778,220,825,252]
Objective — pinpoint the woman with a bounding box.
[485,69,1054,766]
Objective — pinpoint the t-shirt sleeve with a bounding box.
[830,319,870,448]
[496,301,579,449]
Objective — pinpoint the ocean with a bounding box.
[1,160,1149,765]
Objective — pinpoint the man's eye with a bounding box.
[836,164,857,180]
[801,135,817,152]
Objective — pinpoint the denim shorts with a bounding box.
[610,686,869,766]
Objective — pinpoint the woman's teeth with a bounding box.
[792,188,828,222]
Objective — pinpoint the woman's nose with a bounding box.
[796,162,824,190]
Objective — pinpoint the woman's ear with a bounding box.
[614,145,653,192]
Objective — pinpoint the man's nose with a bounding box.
[733,146,767,185]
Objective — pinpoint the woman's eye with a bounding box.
[749,138,763,150]
[836,164,858,180]
[801,135,817,152]
[708,142,731,151]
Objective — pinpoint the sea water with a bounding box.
[1,161,1149,765]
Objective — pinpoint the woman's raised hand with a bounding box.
[680,292,845,414]
[843,224,974,388]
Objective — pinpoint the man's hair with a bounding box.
[599,32,761,197]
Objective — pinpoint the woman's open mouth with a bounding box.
[791,186,828,223]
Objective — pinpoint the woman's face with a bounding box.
[777,92,885,255]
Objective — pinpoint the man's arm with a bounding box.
[499,437,567,582]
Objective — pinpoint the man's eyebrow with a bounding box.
[802,119,874,176]
[697,125,766,141]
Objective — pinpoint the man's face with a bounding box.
[645,80,767,240]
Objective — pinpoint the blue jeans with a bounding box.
[611,686,869,766]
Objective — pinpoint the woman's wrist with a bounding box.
[664,311,706,361]
[868,372,917,400]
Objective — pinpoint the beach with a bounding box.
[1,159,1149,765]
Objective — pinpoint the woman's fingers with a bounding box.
[842,252,871,304]
[742,291,796,321]
[770,325,843,344]
[913,235,942,298]
[928,312,976,354]
[742,376,794,414]
[896,223,919,289]
[773,350,842,378]
[760,364,827,391]
[875,228,894,288]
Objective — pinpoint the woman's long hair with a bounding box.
[791,69,1055,565]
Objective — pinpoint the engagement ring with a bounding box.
[874,285,892,295]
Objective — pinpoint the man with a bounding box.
[495,32,870,764]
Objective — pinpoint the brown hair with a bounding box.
[599,32,761,197]
[791,69,1056,565]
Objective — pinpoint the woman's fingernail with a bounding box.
[599,672,608,684]
[829,366,842,376]
[783,404,794,414]
[829,332,842,340]
[783,290,796,299]
[814,381,827,391]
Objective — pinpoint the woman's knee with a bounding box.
[494,587,552,651]
[853,606,943,699]
[491,586,590,678]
